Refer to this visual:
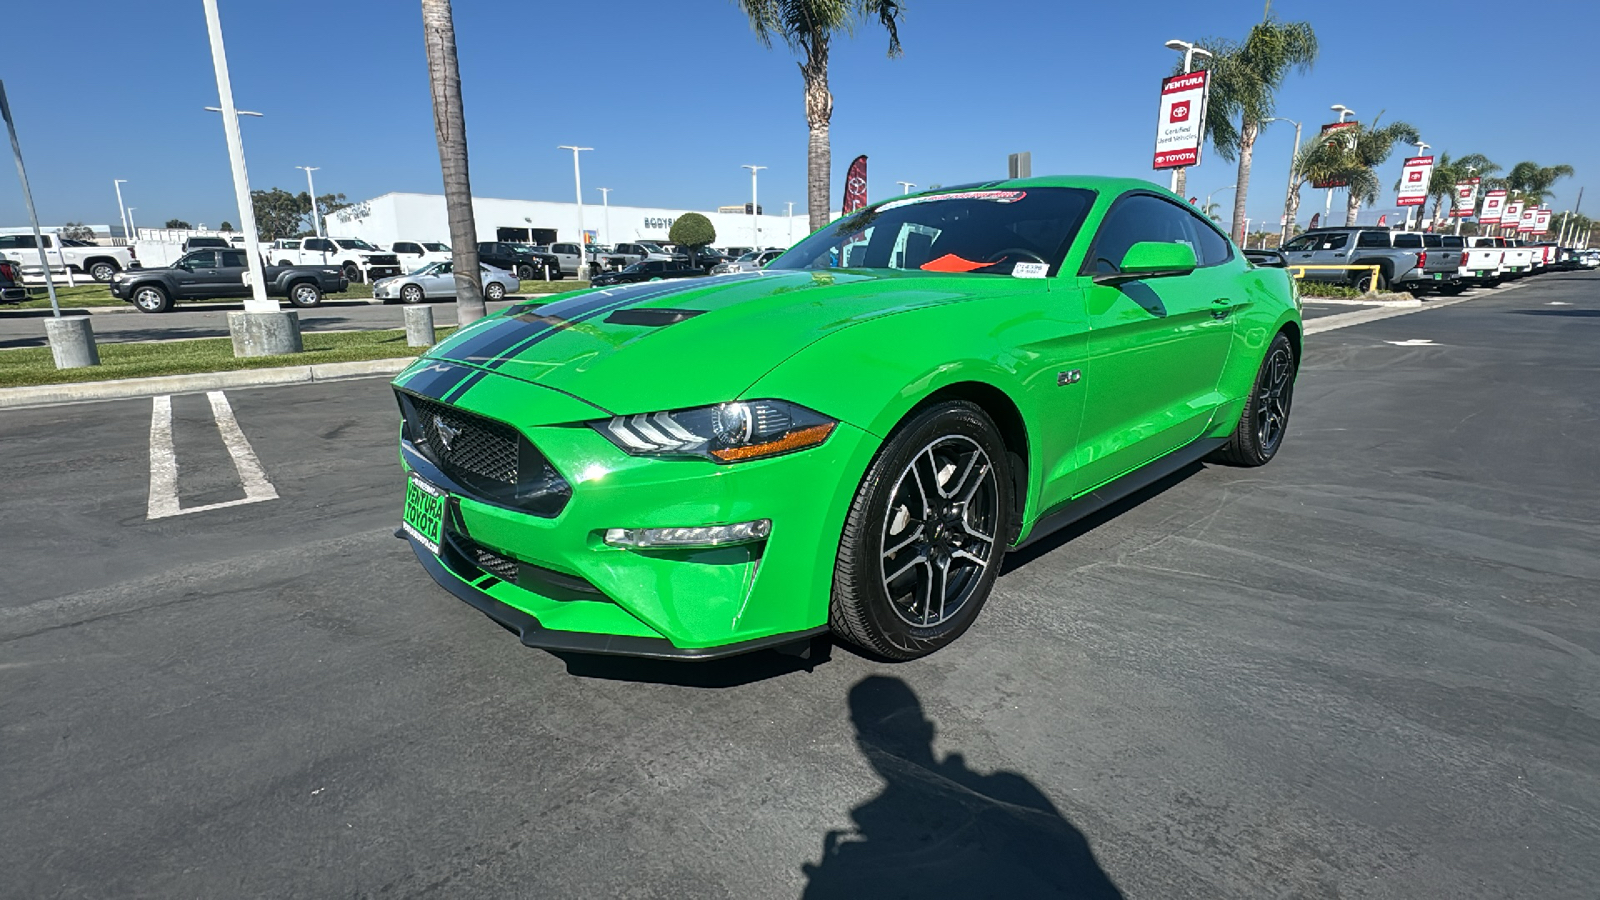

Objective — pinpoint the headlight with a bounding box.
[595,400,835,463]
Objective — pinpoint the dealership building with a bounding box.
[325,192,807,251]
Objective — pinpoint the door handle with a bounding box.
[1211,298,1236,319]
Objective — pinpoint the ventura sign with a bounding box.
[1479,189,1507,224]
[1152,71,1208,170]
[1450,178,1479,217]
[1396,156,1434,207]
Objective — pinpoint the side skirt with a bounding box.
[1014,437,1228,550]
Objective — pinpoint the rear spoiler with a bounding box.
[1243,249,1287,268]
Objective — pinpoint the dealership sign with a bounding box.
[1517,206,1537,233]
[1500,200,1524,231]
[1533,208,1552,234]
[1396,156,1434,207]
[1479,189,1507,224]
[1450,178,1479,217]
[1152,71,1209,169]
[1310,121,1359,188]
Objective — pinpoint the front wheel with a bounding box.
[399,284,425,304]
[131,284,172,313]
[484,281,506,301]
[515,264,534,280]
[830,401,1011,660]
[287,281,323,308]
[1209,331,1296,467]
[342,263,362,284]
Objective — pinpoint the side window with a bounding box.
[645,261,665,272]
[185,251,218,267]
[1422,234,1443,248]
[1392,233,1422,249]
[1185,213,1233,267]
[221,250,246,267]
[1086,195,1201,275]
[304,239,329,252]
[396,243,417,255]
[476,243,494,254]
[1356,231,1389,249]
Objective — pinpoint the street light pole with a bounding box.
[1206,184,1236,223]
[200,0,272,318]
[1405,140,1429,231]
[597,187,611,248]
[742,164,766,249]
[1327,104,1355,224]
[126,208,136,237]
[1264,117,1301,245]
[897,181,915,194]
[296,166,322,238]
[0,80,61,317]
[1164,39,1212,195]
[113,179,130,244]
[557,145,591,278]
[786,201,795,244]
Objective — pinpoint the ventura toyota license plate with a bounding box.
[403,473,446,555]
[1433,273,1444,280]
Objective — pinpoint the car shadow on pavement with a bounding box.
[551,635,834,688]
[1000,461,1206,575]
[800,675,1124,899]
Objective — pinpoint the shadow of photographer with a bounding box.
[801,675,1123,899]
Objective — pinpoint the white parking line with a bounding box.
[146,391,279,520]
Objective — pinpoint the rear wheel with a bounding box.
[484,281,506,301]
[831,401,1010,660]
[89,261,118,282]
[131,284,171,313]
[1352,268,1386,293]
[399,284,425,304]
[1210,331,1296,467]
[287,281,323,308]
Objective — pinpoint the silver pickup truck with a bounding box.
[1280,227,1459,293]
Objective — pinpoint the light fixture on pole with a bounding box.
[897,181,915,194]
[113,179,130,243]
[1163,39,1213,194]
[1326,104,1356,222]
[557,145,591,278]
[1263,117,1302,245]
[1205,184,1236,222]
[597,187,611,249]
[296,166,322,238]
[742,164,765,249]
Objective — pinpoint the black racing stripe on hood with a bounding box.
[396,360,479,400]
[445,281,695,364]
[441,368,487,402]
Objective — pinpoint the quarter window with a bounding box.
[221,250,246,267]
[1393,233,1422,249]
[1356,231,1389,249]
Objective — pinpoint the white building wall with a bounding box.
[327,192,807,251]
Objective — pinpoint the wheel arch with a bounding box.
[83,255,121,271]
[904,381,1032,544]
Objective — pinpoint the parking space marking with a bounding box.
[146,391,279,520]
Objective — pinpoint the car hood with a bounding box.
[421,269,1000,415]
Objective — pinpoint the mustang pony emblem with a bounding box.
[433,415,461,452]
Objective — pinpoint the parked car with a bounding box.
[476,242,560,280]
[712,247,784,275]
[0,257,26,303]
[390,176,1302,661]
[529,242,587,277]
[1280,227,1454,292]
[1440,234,1502,290]
[270,237,402,283]
[1468,236,1534,278]
[588,259,705,287]
[391,241,453,269]
[0,233,136,282]
[372,261,519,304]
[108,248,347,313]
[596,242,676,270]
[720,246,756,259]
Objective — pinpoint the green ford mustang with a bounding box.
[394,176,1302,661]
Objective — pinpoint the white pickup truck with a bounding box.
[0,233,137,282]
[1470,236,1534,279]
[1441,235,1503,288]
[270,237,402,283]
[389,241,452,270]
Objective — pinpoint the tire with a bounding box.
[342,262,362,284]
[516,264,534,280]
[399,284,425,304]
[1352,267,1386,293]
[131,284,172,314]
[830,400,1011,660]
[88,261,118,282]
[485,281,506,301]
[287,281,323,308]
[1209,331,1296,467]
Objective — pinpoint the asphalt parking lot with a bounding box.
[2,272,1596,897]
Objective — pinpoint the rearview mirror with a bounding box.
[1094,241,1197,285]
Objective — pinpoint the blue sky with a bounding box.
[1,0,1594,234]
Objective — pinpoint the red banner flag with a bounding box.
[1377,214,1387,227]
[843,155,869,215]
[1309,212,1321,230]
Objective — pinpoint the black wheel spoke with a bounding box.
[880,434,1000,629]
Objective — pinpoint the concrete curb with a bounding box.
[0,356,415,410]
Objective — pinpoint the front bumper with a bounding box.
[392,360,879,658]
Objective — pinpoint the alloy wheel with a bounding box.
[133,287,166,312]
[1255,344,1294,453]
[879,435,1000,628]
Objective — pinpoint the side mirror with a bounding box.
[1093,241,1197,285]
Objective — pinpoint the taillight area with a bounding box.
[1460,251,1469,267]
[1418,251,1427,267]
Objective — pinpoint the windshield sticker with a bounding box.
[877,190,1027,214]
[1011,262,1048,279]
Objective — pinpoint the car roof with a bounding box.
[887,175,1172,201]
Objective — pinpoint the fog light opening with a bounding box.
[604,519,772,549]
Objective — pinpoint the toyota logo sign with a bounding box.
[1169,100,1191,123]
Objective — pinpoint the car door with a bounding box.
[393,242,421,268]
[171,250,220,293]
[422,262,453,297]
[215,250,252,297]
[1073,193,1238,493]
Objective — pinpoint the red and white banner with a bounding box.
[1533,208,1552,234]
[1377,214,1388,227]
[1479,189,1507,224]
[1450,178,1480,217]
[842,155,869,216]
[1500,200,1524,231]
[1152,71,1208,170]
[1310,121,1359,188]
[1396,156,1434,207]
[1517,207,1537,233]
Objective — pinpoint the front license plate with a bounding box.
[403,474,447,555]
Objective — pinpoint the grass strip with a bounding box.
[4,279,582,311]
[0,327,455,389]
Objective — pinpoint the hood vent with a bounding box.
[604,308,706,327]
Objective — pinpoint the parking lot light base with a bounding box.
[44,316,100,369]
[227,310,302,358]
[403,305,435,348]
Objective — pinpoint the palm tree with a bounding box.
[1191,11,1317,242]
[1329,118,1418,225]
[1505,161,1575,207]
[422,0,484,322]
[1440,153,1499,223]
[735,0,904,232]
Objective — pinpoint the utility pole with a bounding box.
[742,164,765,249]
[1327,105,1356,223]
[597,187,611,248]
[113,179,130,244]
[296,166,322,237]
[0,80,60,317]
[558,145,591,278]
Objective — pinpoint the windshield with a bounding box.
[770,188,1095,275]
[335,238,379,251]
[738,252,759,262]
[422,242,449,252]
[508,243,535,253]
[622,262,646,273]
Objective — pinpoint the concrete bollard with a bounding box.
[403,304,435,348]
[227,310,303,358]
[44,316,100,369]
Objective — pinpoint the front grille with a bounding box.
[445,527,602,599]
[398,390,572,517]
[368,254,400,266]
[461,536,519,581]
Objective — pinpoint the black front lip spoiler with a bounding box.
[401,531,826,661]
